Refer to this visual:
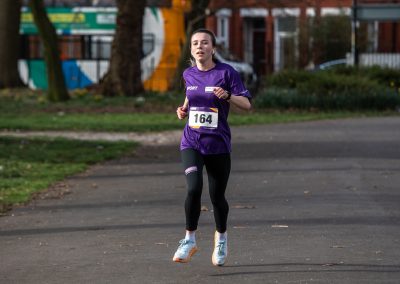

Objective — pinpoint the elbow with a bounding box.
[247,101,252,111]
[238,102,252,112]
[232,97,252,111]
[243,101,252,111]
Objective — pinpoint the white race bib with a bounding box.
[188,107,218,129]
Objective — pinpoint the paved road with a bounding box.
[1,117,400,283]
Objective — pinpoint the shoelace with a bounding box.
[215,240,226,256]
[178,239,192,251]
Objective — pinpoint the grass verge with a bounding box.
[1,90,399,132]
[228,110,398,126]
[0,136,137,212]
[0,113,185,132]
[0,111,398,132]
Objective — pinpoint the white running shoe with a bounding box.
[172,239,198,263]
[212,232,228,266]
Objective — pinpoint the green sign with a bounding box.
[20,7,117,34]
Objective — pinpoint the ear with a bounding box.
[212,49,216,55]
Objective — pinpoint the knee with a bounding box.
[187,182,202,198]
[210,192,225,205]
[185,166,202,198]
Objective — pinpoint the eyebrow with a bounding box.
[192,39,209,43]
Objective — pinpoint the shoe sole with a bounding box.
[172,247,198,263]
[212,255,226,266]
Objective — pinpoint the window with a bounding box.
[217,17,229,48]
[91,36,112,59]
[59,36,83,59]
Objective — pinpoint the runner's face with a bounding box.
[190,33,215,65]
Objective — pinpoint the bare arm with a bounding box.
[213,87,251,111]
[176,97,189,120]
[228,94,251,111]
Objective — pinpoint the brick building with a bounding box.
[205,0,400,75]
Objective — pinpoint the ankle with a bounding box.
[185,230,196,243]
[215,231,227,242]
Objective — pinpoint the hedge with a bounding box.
[255,67,400,110]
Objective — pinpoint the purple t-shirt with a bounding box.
[180,62,251,155]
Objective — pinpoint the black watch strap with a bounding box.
[226,91,232,101]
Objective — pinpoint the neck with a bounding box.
[196,60,216,71]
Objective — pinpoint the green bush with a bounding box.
[331,66,400,90]
[254,88,314,109]
[256,67,400,110]
[264,69,314,89]
[254,87,400,111]
[296,72,381,95]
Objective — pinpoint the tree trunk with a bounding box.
[171,23,194,91]
[171,0,211,91]
[99,0,145,97]
[29,0,69,101]
[0,0,24,88]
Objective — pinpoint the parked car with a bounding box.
[314,58,348,70]
[214,46,257,90]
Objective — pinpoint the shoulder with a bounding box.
[215,62,240,79]
[183,66,197,78]
[215,62,237,73]
[215,62,241,82]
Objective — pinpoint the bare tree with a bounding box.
[0,0,24,88]
[99,0,145,97]
[29,0,69,101]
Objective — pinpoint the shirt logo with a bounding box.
[187,86,198,91]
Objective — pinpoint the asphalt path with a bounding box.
[1,117,400,283]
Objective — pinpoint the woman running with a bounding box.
[172,28,252,266]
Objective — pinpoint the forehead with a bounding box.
[191,32,212,42]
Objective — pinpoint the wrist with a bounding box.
[225,91,232,101]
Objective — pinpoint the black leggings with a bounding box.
[181,148,231,233]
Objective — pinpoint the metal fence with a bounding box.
[348,53,400,68]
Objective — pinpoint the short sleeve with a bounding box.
[227,67,252,99]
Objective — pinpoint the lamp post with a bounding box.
[351,0,359,66]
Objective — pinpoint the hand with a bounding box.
[213,87,230,100]
[176,106,188,120]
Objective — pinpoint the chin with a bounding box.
[196,57,209,64]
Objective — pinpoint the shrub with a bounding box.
[254,86,400,111]
[264,69,315,89]
[331,65,400,90]
[296,72,382,96]
[255,67,400,110]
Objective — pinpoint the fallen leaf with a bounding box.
[322,263,338,266]
[233,205,256,209]
[271,225,288,228]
